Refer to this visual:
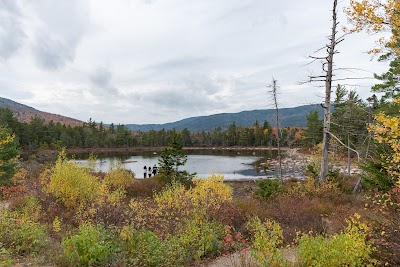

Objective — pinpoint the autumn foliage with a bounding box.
[345,0,400,56]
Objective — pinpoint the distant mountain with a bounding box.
[126,105,323,132]
[0,97,84,126]
[1,97,323,131]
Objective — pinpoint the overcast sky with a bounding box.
[0,0,389,124]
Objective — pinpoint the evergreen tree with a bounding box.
[158,133,193,184]
[0,127,19,185]
[301,111,323,147]
[331,86,369,154]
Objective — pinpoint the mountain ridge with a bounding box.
[125,104,323,132]
[0,97,323,132]
[0,97,84,126]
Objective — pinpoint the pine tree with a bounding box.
[158,133,193,184]
[0,127,19,185]
[302,111,323,147]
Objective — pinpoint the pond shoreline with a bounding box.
[21,146,298,157]
[72,147,310,181]
[21,147,311,181]
[65,146,292,154]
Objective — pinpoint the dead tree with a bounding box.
[305,0,343,184]
[268,77,283,184]
[301,0,377,186]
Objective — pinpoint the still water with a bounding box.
[73,149,279,180]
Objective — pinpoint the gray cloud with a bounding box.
[30,0,89,70]
[145,73,230,115]
[0,1,26,60]
[89,67,119,97]
[0,0,21,14]
[32,34,75,70]
[144,57,213,73]
[0,86,33,100]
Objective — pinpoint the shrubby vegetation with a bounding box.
[0,197,47,260]
[297,214,377,267]
[1,144,392,266]
[62,223,119,267]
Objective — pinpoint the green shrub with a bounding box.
[305,160,340,182]
[247,216,287,267]
[256,179,281,198]
[164,218,224,266]
[361,157,395,192]
[61,223,118,267]
[0,197,47,255]
[0,243,12,266]
[0,127,19,186]
[120,224,166,267]
[0,210,47,255]
[297,214,377,267]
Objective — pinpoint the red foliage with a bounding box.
[0,185,25,200]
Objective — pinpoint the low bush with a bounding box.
[0,198,47,255]
[297,214,377,267]
[130,176,164,197]
[99,163,135,206]
[164,217,224,266]
[284,178,339,199]
[41,151,100,212]
[305,155,340,183]
[255,178,281,198]
[61,223,119,267]
[0,243,12,266]
[247,216,287,267]
[120,224,167,267]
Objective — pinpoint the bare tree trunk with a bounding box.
[347,133,351,175]
[270,78,283,184]
[319,0,338,184]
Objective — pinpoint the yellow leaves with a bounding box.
[191,173,233,208]
[0,133,15,147]
[369,98,400,182]
[155,173,233,214]
[43,151,137,213]
[345,0,400,56]
[130,174,233,230]
[103,164,134,190]
[99,165,134,206]
[247,216,287,266]
[42,156,100,210]
[154,181,187,210]
[52,216,62,233]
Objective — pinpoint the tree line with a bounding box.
[0,108,302,150]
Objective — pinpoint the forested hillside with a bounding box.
[0,97,83,126]
[0,107,303,149]
[126,105,323,132]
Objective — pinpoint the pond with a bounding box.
[73,149,280,180]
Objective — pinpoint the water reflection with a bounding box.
[73,149,279,180]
